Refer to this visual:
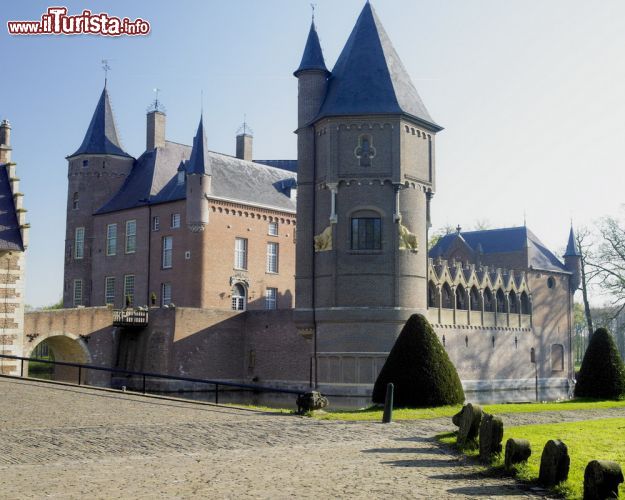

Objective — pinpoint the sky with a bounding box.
[1,0,624,307]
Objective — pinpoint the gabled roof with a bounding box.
[187,116,211,175]
[294,21,329,76]
[68,87,132,159]
[564,226,581,257]
[429,226,568,273]
[315,3,441,131]
[0,164,23,251]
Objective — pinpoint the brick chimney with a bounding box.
[146,110,166,150]
[236,132,253,161]
[0,119,12,163]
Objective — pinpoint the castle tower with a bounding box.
[294,3,443,388]
[63,86,134,307]
[236,121,253,161]
[564,225,582,291]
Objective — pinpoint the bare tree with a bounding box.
[473,218,491,231]
[576,226,598,337]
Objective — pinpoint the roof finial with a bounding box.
[102,59,111,88]
[310,3,316,22]
[456,224,462,234]
[201,89,204,115]
[147,87,166,113]
[523,210,527,227]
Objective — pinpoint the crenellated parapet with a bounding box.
[427,257,532,329]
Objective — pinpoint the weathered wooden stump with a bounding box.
[479,413,504,461]
[583,460,624,500]
[296,391,328,413]
[453,403,483,447]
[539,440,570,487]
[504,438,532,469]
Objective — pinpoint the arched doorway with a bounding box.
[26,335,91,383]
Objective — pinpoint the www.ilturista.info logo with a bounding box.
[7,7,151,36]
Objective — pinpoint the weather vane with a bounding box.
[102,59,111,87]
[311,3,316,21]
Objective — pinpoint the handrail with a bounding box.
[0,353,307,401]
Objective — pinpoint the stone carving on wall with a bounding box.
[398,223,418,252]
[314,225,333,252]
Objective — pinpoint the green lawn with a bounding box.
[439,418,625,499]
[315,398,625,421]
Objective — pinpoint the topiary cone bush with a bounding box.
[372,313,465,407]
[575,327,625,399]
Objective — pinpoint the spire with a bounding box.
[187,115,211,175]
[294,20,330,77]
[564,225,581,257]
[315,2,441,131]
[69,87,132,158]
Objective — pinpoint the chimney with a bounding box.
[146,110,166,151]
[0,119,12,163]
[236,132,253,161]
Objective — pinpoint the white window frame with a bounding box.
[266,242,279,273]
[171,213,181,229]
[152,216,160,231]
[74,227,85,260]
[123,274,135,307]
[265,287,277,310]
[106,224,117,256]
[231,284,246,311]
[73,279,83,306]
[234,238,248,270]
[162,236,173,269]
[161,282,172,306]
[268,221,278,236]
[125,219,137,254]
[104,276,115,306]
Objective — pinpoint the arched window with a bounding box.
[509,290,518,313]
[72,192,79,210]
[470,286,480,311]
[231,284,246,311]
[441,283,453,309]
[551,344,564,372]
[427,281,438,308]
[456,284,467,310]
[520,291,531,315]
[483,288,494,312]
[496,288,506,313]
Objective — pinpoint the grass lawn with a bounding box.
[438,418,625,499]
[315,398,625,421]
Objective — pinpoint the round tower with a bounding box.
[564,225,582,291]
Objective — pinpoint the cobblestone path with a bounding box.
[2,378,608,499]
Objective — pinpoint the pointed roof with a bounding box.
[315,3,441,130]
[564,226,581,257]
[294,21,330,76]
[69,87,132,158]
[0,165,24,251]
[187,116,211,175]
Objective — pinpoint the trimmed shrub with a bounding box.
[575,327,625,399]
[372,313,464,407]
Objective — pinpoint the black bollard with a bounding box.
[382,382,394,423]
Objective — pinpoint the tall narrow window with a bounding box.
[162,236,173,269]
[125,220,137,254]
[265,287,277,310]
[152,216,160,231]
[72,192,79,210]
[73,279,83,306]
[268,221,278,236]
[234,238,248,270]
[74,227,85,259]
[104,276,115,306]
[106,224,117,256]
[231,284,246,311]
[123,275,135,307]
[266,242,279,273]
[171,213,181,229]
[161,282,172,306]
[351,217,381,250]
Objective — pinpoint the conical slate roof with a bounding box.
[564,226,581,257]
[316,3,441,130]
[294,21,329,76]
[69,87,132,158]
[187,115,211,175]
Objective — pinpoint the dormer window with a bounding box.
[177,170,185,185]
[82,159,89,168]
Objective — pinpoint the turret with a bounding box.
[0,119,12,164]
[185,115,211,232]
[564,225,582,291]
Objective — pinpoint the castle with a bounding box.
[24,2,580,397]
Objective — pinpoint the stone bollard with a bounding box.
[505,438,532,469]
[453,403,483,448]
[479,413,504,462]
[296,391,329,414]
[539,440,570,487]
[583,460,624,500]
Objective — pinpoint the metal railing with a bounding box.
[0,353,306,405]
[112,309,149,328]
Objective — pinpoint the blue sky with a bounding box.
[2,0,624,307]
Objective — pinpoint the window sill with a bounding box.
[233,267,248,272]
[162,266,172,270]
[265,271,279,275]
[347,250,383,255]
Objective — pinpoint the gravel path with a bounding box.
[2,378,619,499]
